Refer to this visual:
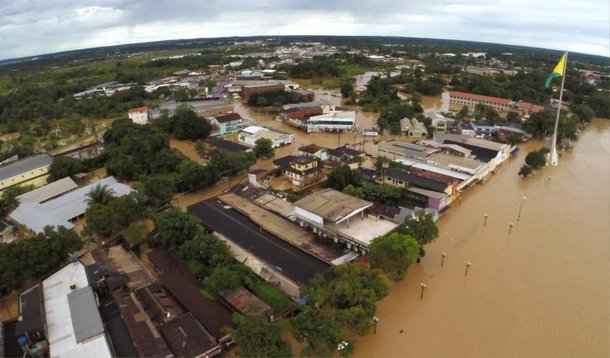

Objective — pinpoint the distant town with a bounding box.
[0,36,608,357]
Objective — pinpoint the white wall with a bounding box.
[295,206,324,226]
[128,111,149,125]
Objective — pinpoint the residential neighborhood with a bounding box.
[0,30,607,358]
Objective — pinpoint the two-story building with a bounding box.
[237,126,294,148]
[298,144,328,161]
[400,117,428,138]
[209,113,244,137]
[273,156,325,188]
[327,146,365,168]
[127,106,150,125]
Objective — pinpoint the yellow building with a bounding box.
[0,154,54,193]
[284,156,325,188]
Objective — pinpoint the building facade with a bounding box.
[209,113,244,137]
[0,154,54,192]
[127,106,150,125]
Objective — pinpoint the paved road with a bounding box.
[188,200,329,284]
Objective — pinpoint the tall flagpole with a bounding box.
[548,51,568,166]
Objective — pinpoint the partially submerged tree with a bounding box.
[369,232,421,281]
[226,315,292,358]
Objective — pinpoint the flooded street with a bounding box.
[354,118,610,358]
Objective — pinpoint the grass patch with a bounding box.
[338,64,374,76]
[249,280,294,313]
[187,260,205,276]
[199,288,216,300]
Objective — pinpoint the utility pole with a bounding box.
[484,213,488,226]
[517,196,527,222]
[441,252,447,267]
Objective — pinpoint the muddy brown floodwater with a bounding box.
[354,118,610,358]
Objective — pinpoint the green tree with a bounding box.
[171,106,211,140]
[369,232,421,281]
[326,166,363,191]
[47,157,85,183]
[518,164,533,178]
[0,186,28,216]
[85,184,116,206]
[206,266,243,294]
[0,226,83,294]
[506,111,521,123]
[399,212,439,246]
[525,148,548,169]
[341,81,355,98]
[342,184,365,199]
[303,263,389,335]
[227,315,292,358]
[155,208,202,248]
[362,182,402,206]
[137,175,177,207]
[291,312,348,357]
[253,138,274,159]
[457,105,470,119]
[178,234,234,272]
[177,160,218,192]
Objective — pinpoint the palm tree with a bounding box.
[85,184,116,206]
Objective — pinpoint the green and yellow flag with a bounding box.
[545,53,567,89]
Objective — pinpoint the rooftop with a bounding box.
[385,168,450,193]
[147,250,234,339]
[43,261,112,358]
[112,290,173,358]
[328,145,363,158]
[214,112,242,123]
[10,176,133,234]
[378,140,437,160]
[15,285,45,337]
[160,313,220,358]
[16,177,78,204]
[0,153,53,182]
[427,153,486,173]
[394,158,471,181]
[68,286,106,344]
[205,138,250,153]
[329,214,399,246]
[299,143,326,154]
[220,288,272,316]
[295,188,373,224]
[127,106,148,113]
[449,91,512,105]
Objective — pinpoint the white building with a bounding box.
[10,176,133,234]
[127,106,150,125]
[237,126,294,148]
[304,111,355,133]
[293,189,398,253]
[43,261,112,358]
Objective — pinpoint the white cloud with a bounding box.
[0,0,608,59]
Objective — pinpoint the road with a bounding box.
[188,200,329,284]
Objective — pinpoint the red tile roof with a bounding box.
[518,102,545,113]
[449,91,511,106]
[214,112,242,123]
[128,106,149,113]
[299,144,326,154]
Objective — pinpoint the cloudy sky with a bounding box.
[1,0,608,60]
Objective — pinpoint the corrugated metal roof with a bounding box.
[9,176,133,234]
[68,286,105,343]
[294,188,372,223]
[17,177,78,203]
[43,261,112,358]
[0,154,53,182]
